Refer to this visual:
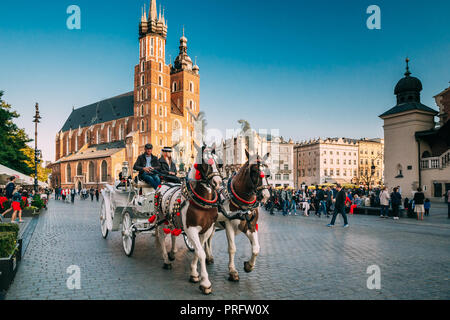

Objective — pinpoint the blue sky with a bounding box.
[1,0,449,162]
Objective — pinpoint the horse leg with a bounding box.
[243,230,260,273]
[205,228,215,265]
[225,221,239,281]
[186,226,212,295]
[168,234,177,261]
[157,226,172,269]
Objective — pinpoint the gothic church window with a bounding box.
[101,161,108,182]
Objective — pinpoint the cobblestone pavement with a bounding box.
[5,198,450,300]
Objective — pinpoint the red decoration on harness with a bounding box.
[195,169,202,181]
[158,185,162,189]
[260,172,265,178]
[256,223,259,231]
[194,163,199,169]
[163,228,171,234]
[177,199,181,203]
[148,215,156,223]
[208,158,214,165]
[171,229,182,236]
[176,212,180,216]
[155,194,159,199]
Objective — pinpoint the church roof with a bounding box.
[58,141,126,162]
[379,102,438,118]
[60,92,134,132]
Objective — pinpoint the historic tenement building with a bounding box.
[380,59,449,199]
[50,0,200,189]
[294,138,360,187]
[358,138,384,186]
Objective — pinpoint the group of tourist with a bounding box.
[54,186,100,203]
[0,176,50,223]
[265,183,441,223]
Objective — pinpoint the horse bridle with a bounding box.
[194,152,223,190]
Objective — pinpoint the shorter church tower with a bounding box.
[380,58,438,195]
[170,29,200,167]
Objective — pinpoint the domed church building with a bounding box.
[380,59,450,199]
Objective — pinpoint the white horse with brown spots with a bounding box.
[153,145,222,294]
[205,151,270,281]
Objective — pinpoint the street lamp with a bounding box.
[32,103,41,193]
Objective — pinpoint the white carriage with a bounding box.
[99,162,194,256]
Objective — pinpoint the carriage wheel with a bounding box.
[100,199,109,239]
[122,212,135,257]
[183,233,195,252]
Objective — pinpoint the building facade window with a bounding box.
[88,161,95,182]
[77,162,82,176]
[67,164,72,183]
[101,160,108,182]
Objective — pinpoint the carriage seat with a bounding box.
[136,180,155,190]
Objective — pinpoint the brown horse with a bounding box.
[205,150,270,281]
[155,145,222,294]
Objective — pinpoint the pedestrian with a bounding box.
[90,187,95,201]
[281,186,288,216]
[61,188,66,202]
[390,187,402,220]
[413,187,425,220]
[424,198,431,217]
[1,176,16,220]
[10,188,24,223]
[54,187,59,200]
[70,188,76,204]
[326,187,333,217]
[327,184,349,228]
[95,189,99,202]
[316,186,326,218]
[288,190,297,215]
[379,187,390,218]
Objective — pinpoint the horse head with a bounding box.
[192,143,223,190]
[237,150,271,204]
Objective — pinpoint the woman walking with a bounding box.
[11,188,24,223]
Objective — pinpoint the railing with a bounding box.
[420,149,450,170]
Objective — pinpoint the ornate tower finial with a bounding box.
[405,57,411,77]
[149,0,157,21]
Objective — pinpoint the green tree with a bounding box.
[0,91,33,175]
[22,146,51,182]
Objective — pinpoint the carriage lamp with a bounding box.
[122,161,129,178]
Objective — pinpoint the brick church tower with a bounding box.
[134,0,200,167]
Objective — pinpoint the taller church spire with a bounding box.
[149,0,157,21]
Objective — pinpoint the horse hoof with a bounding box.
[206,258,214,265]
[199,285,212,295]
[189,276,200,283]
[228,273,240,282]
[163,263,172,270]
[168,252,175,261]
[244,261,253,273]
